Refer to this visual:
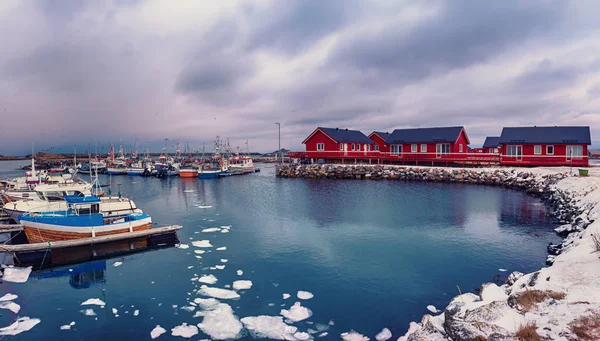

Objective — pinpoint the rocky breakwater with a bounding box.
[278,165,600,340]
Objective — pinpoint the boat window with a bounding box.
[36,192,45,200]
[91,204,100,214]
[45,191,64,201]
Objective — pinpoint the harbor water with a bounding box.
[0,160,561,340]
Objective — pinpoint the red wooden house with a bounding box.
[498,126,591,166]
[298,127,376,162]
[482,136,501,153]
[368,131,391,153]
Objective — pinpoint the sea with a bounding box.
[0,160,561,340]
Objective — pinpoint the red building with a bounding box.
[482,136,501,153]
[383,126,472,163]
[299,127,376,162]
[498,126,591,166]
[368,131,390,153]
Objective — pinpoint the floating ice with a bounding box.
[198,205,213,209]
[341,331,370,341]
[81,298,106,306]
[221,225,231,229]
[70,321,75,326]
[112,308,118,314]
[184,190,195,193]
[198,285,240,300]
[171,323,198,338]
[283,293,291,300]
[315,323,329,332]
[181,306,196,312]
[375,328,392,341]
[280,302,312,322]
[426,305,439,314]
[241,316,298,340]
[196,303,243,340]
[81,309,97,316]
[151,325,166,339]
[0,301,20,313]
[297,291,314,300]
[193,298,220,310]
[0,294,18,302]
[216,246,226,251]
[60,325,71,330]
[113,261,123,267]
[221,259,228,263]
[0,317,41,336]
[237,270,243,276]
[318,332,329,337]
[221,230,230,234]
[233,280,253,290]
[134,309,139,316]
[176,244,190,249]
[1,266,32,283]
[192,240,213,248]
[194,250,206,254]
[198,275,218,285]
[215,265,225,270]
[499,268,508,272]
[202,228,221,233]
[294,332,311,340]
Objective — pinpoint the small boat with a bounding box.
[198,160,228,179]
[228,156,255,173]
[126,161,146,176]
[20,195,152,243]
[107,162,128,175]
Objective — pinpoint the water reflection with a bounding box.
[33,260,106,289]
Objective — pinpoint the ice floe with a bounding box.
[280,302,312,322]
[1,266,32,283]
[176,244,190,249]
[498,268,508,272]
[0,294,18,302]
[171,323,198,338]
[215,265,225,270]
[341,331,370,341]
[426,305,439,314]
[221,230,230,234]
[232,280,253,290]
[184,190,195,193]
[221,259,228,263]
[0,317,41,336]
[0,301,20,313]
[151,325,167,339]
[113,261,123,267]
[294,331,311,340]
[237,270,243,276]
[181,306,196,312]
[81,298,106,306]
[202,228,221,233]
[196,302,243,340]
[193,298,220,310]
[241,316,298,340]
[297,291,313,300]
[81,309,97,316]
[134,309,139,316]
[198,285,240,300]
[198,275,218,284]
[194,250,206,254]
[283,293,291,300]
[375,328,392,341]
[216,246,226,251]
[112,308,118,314]
[192,240,213,248]
[198,205,213,209]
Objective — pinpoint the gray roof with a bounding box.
[482,136,500,148]
[498,126,591,145]
[370,131,391,139]
[317,127,374,144]
[385,126,465,144]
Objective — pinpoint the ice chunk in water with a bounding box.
[0,301,20,313]
[233,280,253,290]
[134,309,139,316]
[499,268,508,272]
[0,294,18,302]
[241,316,298,340]
[318,332,329,337]
[283,293,291,300]
[1,266,32,283]
[81,298,106,306]
[280,302,312,322]
[80,309,97,316]
[113,261,123,267]
[171,323,198,338]
[0,317,41,336]
[196,303,243,340]
[192,240,213,248]
[151,325,166,339]
[426,305,439,314]
[112,308,118,314]
[176,244,189,249]
[375,328,392,341]
[216,246,226,251]
[294,332,311,340]
[193,298,220,310]
[341,331,369,341]
[197,205,212,209]
[194,250,206,254]
[297,291,313,300]
[198,275,218,284]
[237,270,243,276]
[215,265,225,270]
[221,230,230,234]
[181,306,195,312]
[60,325,71,330]
[198,285,240,300]
[220,259,228,263]
[202,228,220,233]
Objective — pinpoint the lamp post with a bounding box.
[275,122,281,164]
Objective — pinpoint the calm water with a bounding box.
[0,160,560,340]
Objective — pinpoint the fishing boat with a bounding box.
[228,156,255,173]
[198,158,228,179]
[126,161,145,176]
[107,164,128,175]
[179,167,197,178]
[19,195,152,243]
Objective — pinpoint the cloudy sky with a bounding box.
[1,0,599,155]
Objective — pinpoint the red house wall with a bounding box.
[368,134,389,153]
[304,130,338,152]
[454,130,469,153]
[500,144,589,166]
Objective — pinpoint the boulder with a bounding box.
[480,283,508,303]
[506,271,524,286]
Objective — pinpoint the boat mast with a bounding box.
[74,144,77,169]
[31,142,38,184]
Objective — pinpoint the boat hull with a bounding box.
[23,221,152,243]
[107,168,127,175]
[198,171,225,179]
[179,170,197,178]
[127,169,144,176]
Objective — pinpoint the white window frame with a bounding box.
[391,144,402,155]
[411,144,417,153]
[534,145,541,155]
[546,145,554,155]
[339,143,343,151]
[436,143,450,156]
[374,145,380,151]
[316,143,325,151]
[459,144,463,152]
[351,143,355,151]
[420,144,427,153]
[566,145,583,159]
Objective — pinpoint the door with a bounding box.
[364,144,368,155]
[343,143,348,156]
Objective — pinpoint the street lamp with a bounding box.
[275,122,281,164]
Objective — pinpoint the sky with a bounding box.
[1,0,600,155]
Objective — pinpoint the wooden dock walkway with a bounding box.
[0,225,182,252]
[0,224,23,233]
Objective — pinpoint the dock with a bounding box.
[0,224,23,233]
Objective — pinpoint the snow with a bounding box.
[151,325,167,339]
[237,270,243,276]
[1,266,32,283]
[176,244,189,249]
[81,298,106,306]
[283,293,291,300]
[375,328,392,341]
[196,302,243,340]
[216,246,226,251]
[171,323,198,338]
[81,309,97,316]
[192,240,213,248]
[215,265,225,270]
[198,205,212,209]
[202,228,221,233]
[426,305,439,314]
[280,302,312,322]
[194,250,206,254]
[397,322,420,341]
[233,280,253,290]
[198,285,241,300]
[0,301,20,313]
[297,291,314,300]
[341,331,370,341]
[198,274,218,284]
[480,283,508,303]
[0,317,41,336]
[241,315,298,340]
[113,261,123,267]
[0,294,18,302]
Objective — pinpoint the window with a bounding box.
[391,145,402,155]
[316,143,324,151]
[365,144,370,151]
[436,143,450,154]
[546,145,554,155]
[339,143,343,151]
[534,145,541,155]
[567,145,583,158]
[506,145,522,156]
[459,144,463,152]
[374,145,380,151]
[351,143,355,151]
[489,148,494,153]
[411,144,417,153]
[421,144,427,153]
